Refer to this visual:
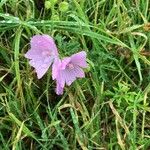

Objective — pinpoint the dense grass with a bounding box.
[0,0,150,149]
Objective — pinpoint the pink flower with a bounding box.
[25,34,88,95]
[25,35,58,79]
[52,51,87,95]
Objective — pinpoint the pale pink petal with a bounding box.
[52,58,61,80]
[31,35,58,56]
[61,57,71,70]
[55,72,65,95]
[58,71,66,88]
[25,49,41,59]
[56,81,64,95]
[53,51,87,95]
[73,65,85,78]
[71,51,87,68]
[62,69,76,86]
[29,57,53,79]
[25,35,58,60]
[25,34,59,79]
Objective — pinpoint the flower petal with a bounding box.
[61,57,71,70]
[52,58,61,80]
[25,35,58,60]
[29,56,53,79]
[62,69,76,86]
[57,71,66,88]
[25,34,59,79]
[56,81,64,95]
[25,49,41,59]
[73,65,85,78]
[31,35,58,56]
[71,51,87,68]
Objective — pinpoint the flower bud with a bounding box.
[59,2,69,12]
[45,1,52,9]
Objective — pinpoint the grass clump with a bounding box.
[0,0,150,149]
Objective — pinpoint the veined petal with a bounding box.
[56,81,64,95]
[25,49,41,59]
[58,71,66,88]
[29,56,53,79]
[71,51,87,68]
[61,57,71,70]
[62,69,76,86]
[73,65,85,78]
[25,34,59,79]
[52,58,61,80]
[31,35,58,56]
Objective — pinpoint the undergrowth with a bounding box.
[0,0,150,149]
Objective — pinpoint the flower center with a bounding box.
[67,63,74,70]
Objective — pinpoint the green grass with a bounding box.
[0,0,150,149]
